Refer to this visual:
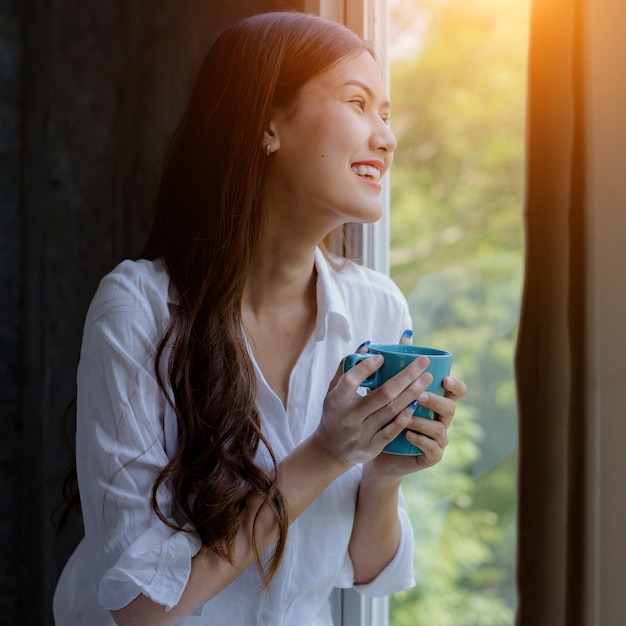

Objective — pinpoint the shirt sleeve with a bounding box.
[75,263,201,612]
[334,487,416,596]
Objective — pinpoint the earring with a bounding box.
[266,143,271,157]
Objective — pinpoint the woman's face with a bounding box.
[265,50,397,237]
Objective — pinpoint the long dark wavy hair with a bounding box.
[138,12,372,582]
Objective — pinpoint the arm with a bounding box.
[348,470,403,584]
[111,433,349,626]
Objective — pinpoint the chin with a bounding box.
[353,205,384,224]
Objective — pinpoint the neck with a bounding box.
[242,236,318,315]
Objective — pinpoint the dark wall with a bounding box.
[0,1,307,623]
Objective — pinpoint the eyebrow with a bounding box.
[344,79,391,109]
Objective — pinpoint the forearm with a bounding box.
[348,471,403,585]
[111,433,350,626]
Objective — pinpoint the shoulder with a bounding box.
[83,258,173,352]
[89,258,171,316]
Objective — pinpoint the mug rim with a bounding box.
[367,343,451,357]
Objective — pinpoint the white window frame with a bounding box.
[320,1,392,625]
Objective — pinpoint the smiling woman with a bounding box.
[52,10,466,626]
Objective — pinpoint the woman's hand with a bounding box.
[314,345,434,470]
[364,330,467,482]
[365,373,466,482]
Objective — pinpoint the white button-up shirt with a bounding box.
[53,248,415,625]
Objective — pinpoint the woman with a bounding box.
[53,11,466,626]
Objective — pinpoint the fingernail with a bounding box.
[444,376,455,388]
[417,356,430,369]
[356,340,371,351]
[419,393,429,403]
[400,329,413,341]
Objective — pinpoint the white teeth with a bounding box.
[352,164,381,180]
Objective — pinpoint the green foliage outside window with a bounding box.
[387,0,529,623]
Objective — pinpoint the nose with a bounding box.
[371,118,397,154]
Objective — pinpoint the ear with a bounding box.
[262,112,283,154]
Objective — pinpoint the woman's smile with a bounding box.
[351,160,384,189]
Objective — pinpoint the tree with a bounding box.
[387,0,530,623]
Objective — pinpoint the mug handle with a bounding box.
[343,353,378,389]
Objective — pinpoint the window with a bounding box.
[386,1,527,623]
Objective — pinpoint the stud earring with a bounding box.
[266,143,271,157]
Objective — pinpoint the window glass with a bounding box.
[387,1,529,623]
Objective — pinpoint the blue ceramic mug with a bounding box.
[343,344,452,455]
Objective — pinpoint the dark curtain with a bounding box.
[515,0,586,623]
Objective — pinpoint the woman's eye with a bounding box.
[350,98,366,111]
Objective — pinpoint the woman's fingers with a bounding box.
[338,354,383,392]
[326,354,428,440]
[400,377,467,461]
[406,414,449,447]
[405,428,446,465]
[399,329,413,345]
[443,375,467,402]
[370,403,415,448]
[415,391,456,429]
[360,356,429,413]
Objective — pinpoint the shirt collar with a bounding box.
[161,249,353,342]
[314,247,351,343]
